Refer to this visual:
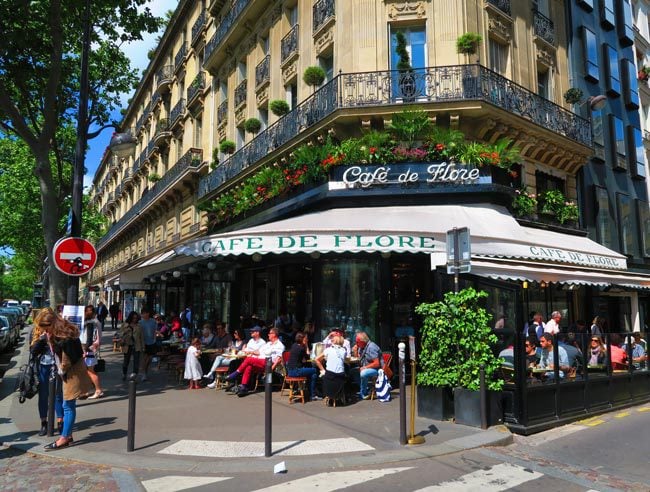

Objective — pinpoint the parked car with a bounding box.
[1,306,24,327]
[0,316,12,352]
[0,308,21,346]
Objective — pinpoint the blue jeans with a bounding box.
[359,368,379,398]
[37,364,63,420]
[288,367,318,398]
[61,399,76,438]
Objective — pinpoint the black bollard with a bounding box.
[127,374,137,452]
[46,374,55,437]
[264,356,272,457]
[398,342,407,445]
[479,363,487,430]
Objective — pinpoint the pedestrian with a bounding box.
[184,337,203,389]
[138,307,159,382]
[30,308,64,436]
[109,302,120,330]
[81,305,104,399]
[44,316,93,450]
[119,311,144,381]
[96,301,108,332]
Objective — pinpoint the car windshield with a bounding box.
[0,317,8,327]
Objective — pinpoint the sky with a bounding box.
[84,0,179,190]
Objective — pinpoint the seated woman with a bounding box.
[286,332,320,401]
[205,328,246,388]
[315,334,347,406]
[588,336,606,366]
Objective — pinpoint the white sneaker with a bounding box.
[203,373,212,379]
[207,382,217,389]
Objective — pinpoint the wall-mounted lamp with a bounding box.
[172,270,181,278]
[381,251,391,259]
[207,261,217,270]
[540,280,547,289]
[188,266,197,274]
[310,251,321,259]
[585,94,607,111]
[522,280,529,289]
[252,253,262,262]
[160,274,168,281]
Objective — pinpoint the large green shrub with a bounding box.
[415,288,504,391]
[303,66,326,87]
[219,140,236,154]
[269,99,290,117]
[389,107,431,147]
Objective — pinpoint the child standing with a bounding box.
[184,338,202,389]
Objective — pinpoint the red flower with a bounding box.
[435,143,445,151]
[369,147,377,154]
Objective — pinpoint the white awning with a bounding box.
[176,204,626,270]
[119,249,196,284]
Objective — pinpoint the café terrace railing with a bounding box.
[97,148,203,249]
[198,64,591,199]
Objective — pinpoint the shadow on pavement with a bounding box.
[135,439,170,452]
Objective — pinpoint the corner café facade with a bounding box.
[121,162,650,432]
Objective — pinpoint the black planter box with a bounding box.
[417,386,454,421]
[453,387,503,428]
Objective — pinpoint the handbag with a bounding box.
[94,347,105,372]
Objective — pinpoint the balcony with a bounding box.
[150,92,160,109]
[135,102,151,134]
[191,9,206,47]
[204,0,252,69]
[170,98,186,128]
[106,192,115,206]
[115,183,123,198]
[146,139,157,160]
[137,148,148,168]
[313,0,335,34]
[255,55,270,88]
[122,167,133,186]
[156,65,174,94]
[187,71,206,111]
[486,0,511,17]
[132,156,141,175]
[174,44,187,73]
[217,100,228,127]
[96,148,204,251]
[281,24,299,65]
[533,10,554,45]
[198,65,591,200]
[207,0,226,15]
[153,118,171,147]
[234,79,247,108]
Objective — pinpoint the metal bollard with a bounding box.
[264,356,272,457]
[127,374,137,452]
[46,374,55,437]
[398,342,406,445]
[479,363,487,430]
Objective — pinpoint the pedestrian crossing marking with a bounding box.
[250,467,412,492]
[614,411,630,419]
[636,406,650,412]
[141,476,232,492]
[582,419,605,427]
[414,463,543,491]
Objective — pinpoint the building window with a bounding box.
[619,0,634,46]
[582,27,599,82]
[236,127,245,150]
[238,60,247,83]
[390,26,427,98]
[609,114,626,170]
[286,82,298,109]
[219,80,227,101]
[630,126,646,179]
[604,45,620,96]
[595,186,616,250]
[636,200,650,257]
[621,59,639,109]
[289,5,298,26]
[319,53,334,82]
[194,117,202,148]
[617,193,637,256]
[537,69,550,99]
[488,38,509,75]
[601,0,615,30]
[577,0,594,12]
[259,108,268,131]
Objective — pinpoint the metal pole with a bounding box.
[264,356,272,457]
[46,373,55,437]
[66,0,91,306]
[479,363,488,430]
[398,342,406,445]
[408,360,425,445]
[127,375,137,452]
[453,227,460,293]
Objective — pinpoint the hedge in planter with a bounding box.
[270,99,290,117]
[244,117,262,134]
[456,33,482,55]
[303,66,326,88]
[219,139,236,154]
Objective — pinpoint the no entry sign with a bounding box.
[53,237,97,276]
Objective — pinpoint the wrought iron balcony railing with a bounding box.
[97,148,203,250]
[234,79,247,107]
[154,118,171,139]
[217,100,228,125]
[313,0,335,33]
[147,139,156,158]
[156,65,174,89]
[132,156,141,175]
[198,65,591,199]
[256,55,270,87]
[175,44,187,71]
[533,10,554,45]
[187,71,206,104]
[191,9,206,45]
[171,98,186,126]
[150,92,160,108]
[281,24,299,64]
[487,0,511,16]
[205,0,251,63]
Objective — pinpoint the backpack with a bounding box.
[16,353,40,403]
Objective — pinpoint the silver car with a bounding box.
[0,316,12,352]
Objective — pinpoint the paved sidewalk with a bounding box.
[0,327,512,474]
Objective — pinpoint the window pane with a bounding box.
[637,200,650,257]
[634,127,646,178]
[596,187,616,249]
[583,28,599,81]
[606,45,620,95]
[592,109,604,146]
[617,193,637,256]
[614,116,625,156]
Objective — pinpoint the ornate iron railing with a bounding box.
[187,71,205,103]
[198,65,591,199]
[151,92,160,109]
[175,44,187,71]
[97,148,203,249]
[313,0,335,33]
[156,65,174,88]
[191,9,206,45]
[487,0,511,16]
[205,0,251,62]
[533,10,554,45]
[217,100,228,124]
[147,139,156,157]
[132,156,141,175]
[137,148,148,165]
[155,118,170,137]
[135,102,150,133]
[281,24,299,63]
[234,79,247,107]
[255,55,270,87]
[170,98,186,125]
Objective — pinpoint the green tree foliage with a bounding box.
[0,254,38,302]
[0,0,162,304]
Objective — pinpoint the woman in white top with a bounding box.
[315,334,347,406]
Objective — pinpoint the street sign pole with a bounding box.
[446,227,471,293]
[453,228,460,293]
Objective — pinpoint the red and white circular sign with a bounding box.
[52,237,97,276]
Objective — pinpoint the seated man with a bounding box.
[525,337,540,367]
[537,333,569,379]
[558,333,581,370]
[213,322,232,349]
[225,327,284,397]
[623,334,647,370]
[351,331,382,400]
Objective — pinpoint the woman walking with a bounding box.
[120,311,144,381]
[44,317,93,450]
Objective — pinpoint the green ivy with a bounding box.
[415,288,504,391]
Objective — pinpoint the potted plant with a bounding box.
[563,88,584,105]
[211,147,220,169]
[512,188,538,219]
[219,139,236,154]
[638,67,650,82]
[540,189,565,217]
[243,117,262,134]
[456,32,482,56]
[415,288,504,427]
[303,66,326,89]
[559,200,579,225]
[395,31,416,101]
[147,173,162,183]
[270,99,290,117]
